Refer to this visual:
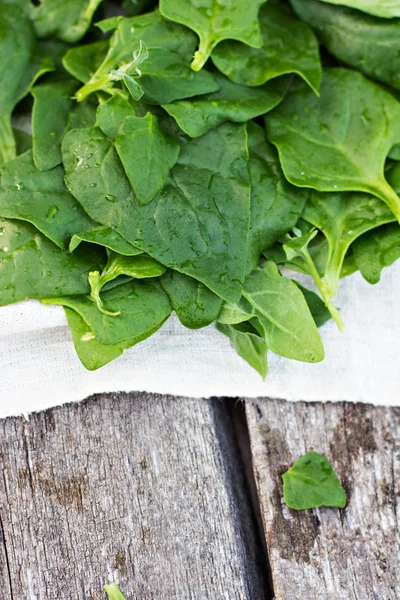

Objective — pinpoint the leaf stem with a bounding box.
[371,179,400,224]
[89,266,121,317]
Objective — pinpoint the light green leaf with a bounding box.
[30,0,103,43]
[115,113,180,205]
[163,73,288,138]
[295,283,332,329]
[247,122,309,272]
[62,123,251,303]
[160,270,223,329]
[212,4,322,94]
[97,96,137,141]
[70,226,141,256]
[63,40,109,84]
[291,0,400,91]
[104,583,127,600]
[32,80,78,171]
[216,320,268,378]
[352,223,400,284]
[266,68,400,222]
[282,451,346,510]
[317,0,400,19]
[44,279,171,345]
[240,262,325,363]
[160,0,266,72]
[0,218,104,306]
[0,151,94,249]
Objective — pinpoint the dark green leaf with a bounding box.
[97,96,137,140]
[317,0,400,19]
[30,0,103,43]
[216,320,268,378]
[63,40,109,84]
[70,226,141,255]
[160,0,266,72]
[282,451,346,510]
[160,270,223,329]
[352,223,400,284]
[266,68,400,221]
[115,113,180,205]
[295,283,332,328]
[212,4,321,94]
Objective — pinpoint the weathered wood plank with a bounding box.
[0,392,267,600]
[245,398,400,600]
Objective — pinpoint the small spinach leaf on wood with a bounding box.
[32,80,78,171]
[115,113,180,205]
[247,122,309,272]
[44,279,171,345]
[282,451,346,510]
[266,68,400,221]
[160,270,223,329]
[212,4,322,94]
[163,74,288,139]
[104,583,127,600]
[62,122,251,303]
[0,219,104,306]
[0,151,94,249]
[240,261,325,363]
[160,0,266,72]
[352,223,400,284]
[291,0,400,92]
[216,320,268,378]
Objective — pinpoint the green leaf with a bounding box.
[115,113,180,205]
[247,122,309,272]
[352,223,400,284]
[163,73,288,138]
[104,583,127,600]
[30,0,103,43]
[44,279,171,346]
[160,0,266,72]
[283,229,319,262]
[63,40,109,84]
[89,252,166,316]
[291,0,400,92]
[70,226,141,256]
[0,151,94,249]
[97,96,137,141]
[282,451,346,510]
[266,68,400,222]
[160,270,223,329]
[240,262,325,363]
[32,80,78,171]
[295,283,332,328]
[212,4,322,94]
[0,218,104,306]
[317,0,400,19]
[62,122,251,303]
[75,11,219,103]
[216,320,268,378]
[217,303,252,325]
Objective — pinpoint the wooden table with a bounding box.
[0,392,399,599]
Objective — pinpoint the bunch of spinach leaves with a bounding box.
[1,0,399,376]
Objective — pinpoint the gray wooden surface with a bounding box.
[1,392,399,600]
[0,393,267,600]
[246,398,400,600]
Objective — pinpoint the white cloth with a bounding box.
[1,262,399,418]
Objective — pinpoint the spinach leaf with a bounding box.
[0,218,104,306]
[32,80,78,171]
[97,96,137,140]
[317,0,400,19]
[160,270,223,329]
[216,320,268,378]
[115,113,180,205]
[160,0,266,72]
[291,0,400,92]
[247,122,309,272]
[63,40,109,84]
[212,4,321,94]
[44,279,171,345]
[104,583,127,600]
[30,0,103,43]
[352,223,400,284]
[217,303,252,326]
[239,261,325,363]
[282,451,346,510]
[89,252,166,315]
[70,226,141,255]
[295,283,332,328]
[163,73,288,139]
[75,11,219,103]
[62,122,251,303]
[0,151,94,249]
[266,68,400,222]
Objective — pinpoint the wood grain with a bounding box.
[245,398,400,600]
[0,392,267,600]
